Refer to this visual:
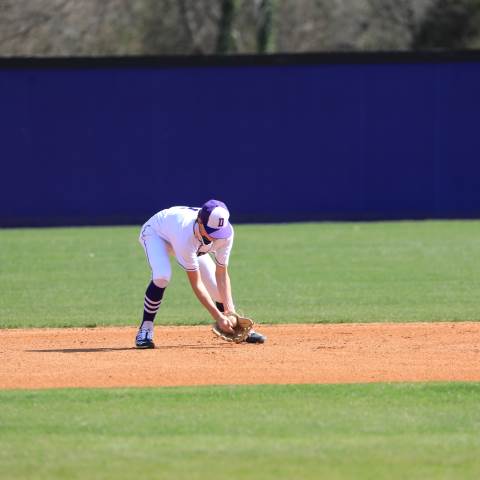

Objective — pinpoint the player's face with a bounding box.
[198,221,214,244]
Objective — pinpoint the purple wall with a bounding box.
[1,53,479,226]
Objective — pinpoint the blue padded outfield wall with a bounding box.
[1,53,479,226]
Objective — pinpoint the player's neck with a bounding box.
[193,221,203,242]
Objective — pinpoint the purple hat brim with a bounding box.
[206,222,233,239]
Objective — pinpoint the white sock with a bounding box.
[141,320,154,332]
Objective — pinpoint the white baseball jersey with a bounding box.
[142,206,234,271]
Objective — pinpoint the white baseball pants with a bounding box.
[139,226,221,303]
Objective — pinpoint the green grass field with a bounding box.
[1,221,479,479]
[1,220,479,328]
[1,383,479,480]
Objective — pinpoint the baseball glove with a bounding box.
[212,312,254,344]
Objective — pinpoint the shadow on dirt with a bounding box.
[25,344,234,353]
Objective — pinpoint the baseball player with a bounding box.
[135,199,266,348]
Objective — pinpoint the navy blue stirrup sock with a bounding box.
[142,281,165,324]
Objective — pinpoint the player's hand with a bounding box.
[215,313,236,334]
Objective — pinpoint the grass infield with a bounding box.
[1,220,479,328]
[0,383,479,480]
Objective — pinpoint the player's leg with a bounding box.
[136,226,172,348]
[198,255,266,344]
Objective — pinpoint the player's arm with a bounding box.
[215,264,235,313]
[186,270,234,333]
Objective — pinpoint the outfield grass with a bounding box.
[1,222,479,480]
[1,220,479,328]
[0,383,479,480]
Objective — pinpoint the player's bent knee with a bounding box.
[153,278,169,288]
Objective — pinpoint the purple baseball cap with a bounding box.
[199,199,233,239]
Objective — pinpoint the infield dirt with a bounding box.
[1,322,480,390]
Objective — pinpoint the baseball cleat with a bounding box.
[135,328,155,349]
[246,331,266,344]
